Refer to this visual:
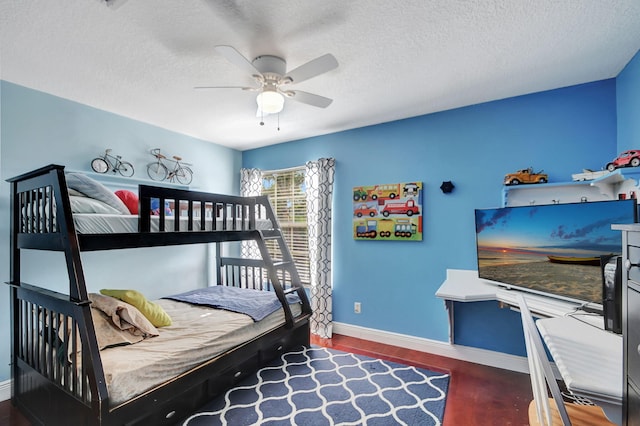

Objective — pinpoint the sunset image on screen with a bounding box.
[475,200,636,304]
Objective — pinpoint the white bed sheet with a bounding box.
[73,214,273,234]
[102,298,302,406]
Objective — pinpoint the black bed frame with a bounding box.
[6,164,312,425]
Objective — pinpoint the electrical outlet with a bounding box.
[354,302,361,314]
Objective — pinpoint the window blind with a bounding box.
[262,167,310,285]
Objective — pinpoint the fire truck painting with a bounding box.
[353,181,423,241]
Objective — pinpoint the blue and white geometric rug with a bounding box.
[183,346,449,426]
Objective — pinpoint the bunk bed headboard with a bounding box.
[7,164,88,300]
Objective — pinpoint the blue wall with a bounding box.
[0,82,241,190]
[243,80,618,355]
[617,49,640,151]
[0,81,242,383]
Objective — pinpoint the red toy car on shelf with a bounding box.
[606,150,640,172]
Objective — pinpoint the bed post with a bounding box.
[6,165,110,424]
[8,176,21,408]
[216,241,223,286]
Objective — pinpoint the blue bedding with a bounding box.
[164,286,300,321]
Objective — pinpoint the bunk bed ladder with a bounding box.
[255,229,312,327]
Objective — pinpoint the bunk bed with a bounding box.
[7,164,312,425]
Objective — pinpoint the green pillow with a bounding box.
[100,289,172,327]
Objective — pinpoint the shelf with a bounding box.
[502,169,640,206]
[590,168,640,186]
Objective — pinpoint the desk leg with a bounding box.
[444,300,454,344]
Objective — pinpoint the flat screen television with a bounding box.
[475,199,637,307]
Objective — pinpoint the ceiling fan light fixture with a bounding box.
[256,90,284,114]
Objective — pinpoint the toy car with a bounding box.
[571,169,609,181]
[353,204,377,217]
[504,168,548,185]
[353,187,368,201]
[605,150,640,172]
[381,199,419,217]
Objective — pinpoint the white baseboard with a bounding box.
[0,379,10,402]
[333,322,530,374]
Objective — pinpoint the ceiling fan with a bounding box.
[196,45,338,116]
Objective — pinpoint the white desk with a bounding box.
[437,269,588,315]
[436,269,589,342]
[536,315,623,425]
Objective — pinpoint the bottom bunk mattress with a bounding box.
[99,297,301,407]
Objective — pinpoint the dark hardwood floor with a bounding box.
[0,396,29,426]
[0,333,532,425]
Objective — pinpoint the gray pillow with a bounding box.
[66,173,130,215]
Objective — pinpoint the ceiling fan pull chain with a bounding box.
[259,98,265,126]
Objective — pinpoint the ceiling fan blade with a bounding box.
[194,86,252,89]
[284,54,338,84]
[287,90,333,108]
[214,45,261,76]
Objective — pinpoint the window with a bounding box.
[261,167,310,285]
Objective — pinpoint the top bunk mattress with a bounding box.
[73,213,273,234]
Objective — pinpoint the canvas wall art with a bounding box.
[353,182,423,241]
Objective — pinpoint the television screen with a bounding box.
[475,199,637,305]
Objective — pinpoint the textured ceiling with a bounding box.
[1,1,640,151]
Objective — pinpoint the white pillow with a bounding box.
[69,196,123,214]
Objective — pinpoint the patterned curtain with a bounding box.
[305,158,335,338]
[240,168,263,259]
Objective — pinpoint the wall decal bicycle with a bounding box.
[147,148,193,185]
[91,149,135,177]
